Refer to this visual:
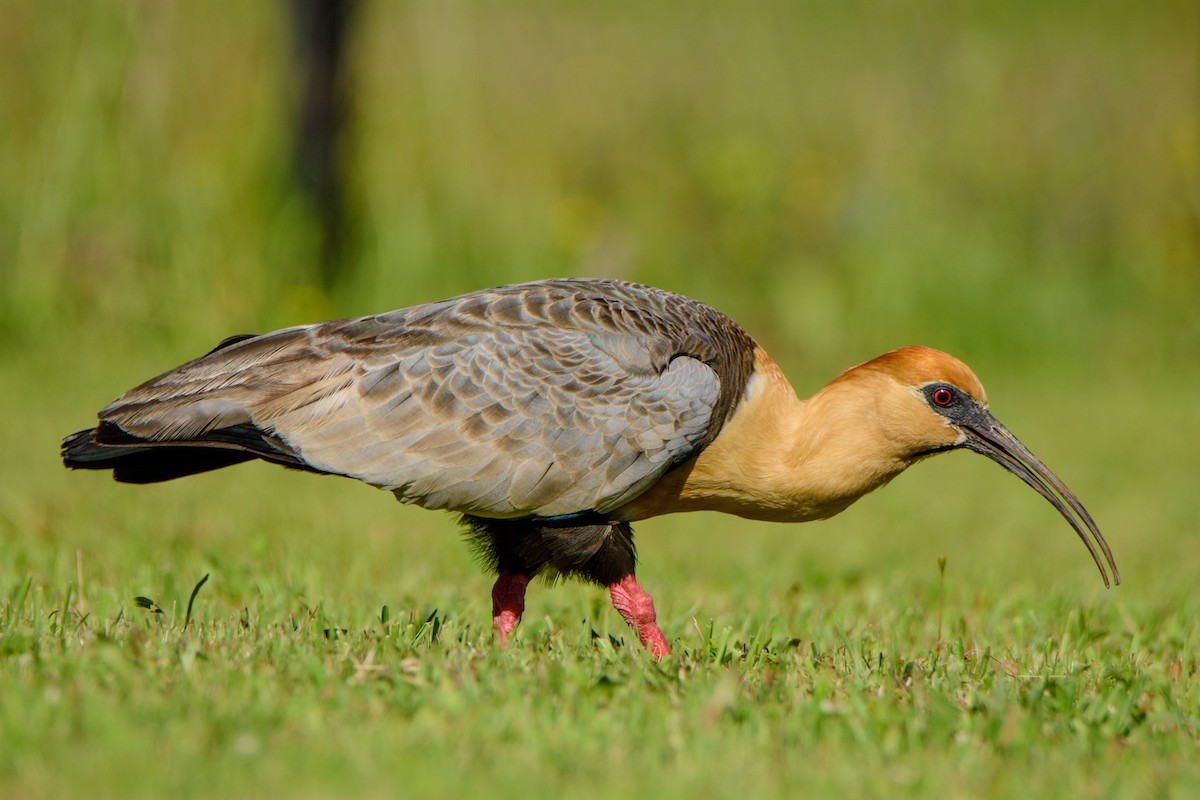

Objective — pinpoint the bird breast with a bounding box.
[618,347,913,524]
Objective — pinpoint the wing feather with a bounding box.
[95,280,755,518]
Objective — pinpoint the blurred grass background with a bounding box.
[4,1,1196,362]
[1,1,1198,798]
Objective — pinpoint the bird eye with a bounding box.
[932,387,954,407]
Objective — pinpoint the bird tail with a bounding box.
[61,421,321,484]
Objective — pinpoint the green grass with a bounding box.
[2,1,1198,798]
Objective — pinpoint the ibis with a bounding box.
[62,279,1119,657]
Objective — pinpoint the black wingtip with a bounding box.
[61,427,122,469]
[61,425,259,483]
[61,421,326,483]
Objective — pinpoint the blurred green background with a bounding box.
[4,1,1196,362]
[1,1,1198,796]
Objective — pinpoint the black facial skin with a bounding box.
[922,383,991,428]
[920,382,1120,588]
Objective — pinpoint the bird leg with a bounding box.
[491,571,530,648]
[609,574,669,659]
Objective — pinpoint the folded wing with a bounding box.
[77,280,754,519]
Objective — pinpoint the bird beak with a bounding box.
[956,408,1120,588]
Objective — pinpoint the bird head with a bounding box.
[832,346,1120,588]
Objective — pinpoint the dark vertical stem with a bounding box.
[290,0,354,289]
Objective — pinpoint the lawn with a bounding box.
[1,2,1197,798]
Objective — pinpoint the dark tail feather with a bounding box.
[62,422,326,484]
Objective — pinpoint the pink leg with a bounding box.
[491,571,530,649]
[609,574,669,659]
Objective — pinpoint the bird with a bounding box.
[62,278,1119,657]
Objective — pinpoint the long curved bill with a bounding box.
[959,410,1120,588]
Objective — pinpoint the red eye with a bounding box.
[932,387,954,407]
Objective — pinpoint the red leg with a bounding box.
[609,574,669,659]
[491,571,530,649]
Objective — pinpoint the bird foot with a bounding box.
[609,574,669,659]
[491,571,530,648]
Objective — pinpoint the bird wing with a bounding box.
[97,280,752,518]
